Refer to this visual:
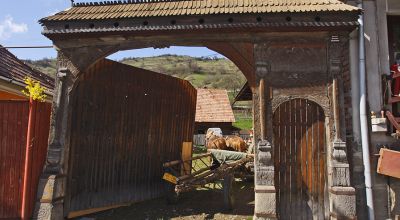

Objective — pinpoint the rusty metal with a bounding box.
[0,100,51,219]
[66,59,197,215]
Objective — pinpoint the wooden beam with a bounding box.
[332,78,341,140]
[377,148,400,178]
[386,111,400,131]
[181,142,192,175]
[259,78,266,140]
[67,203,130,219]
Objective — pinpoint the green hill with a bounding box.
[23,55,246,92]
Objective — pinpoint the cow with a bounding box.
[225,135,248,152]
[205,130,228,150]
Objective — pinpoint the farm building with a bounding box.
[233,82,252,104]
[195,88,235,135]
[32,0,374,219]
[0,46,54,219]
[0,45,53,101]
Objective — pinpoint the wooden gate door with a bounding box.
[273,99,326,220]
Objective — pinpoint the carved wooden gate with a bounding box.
[273,99,326,219]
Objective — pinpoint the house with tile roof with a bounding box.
[0,46,54,102]
[195,88,235,135]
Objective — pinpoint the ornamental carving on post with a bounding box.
[329,34,351,187]
[254,43,275,186]
[256,140,274,186]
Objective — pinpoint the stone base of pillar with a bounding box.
[254,185,277,220]
[33,174,65,220]
[329,186,357,220]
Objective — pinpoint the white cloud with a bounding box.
[0,15,28,40]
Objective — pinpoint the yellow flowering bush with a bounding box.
[22,77,47,102]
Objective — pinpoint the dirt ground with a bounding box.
[79,179,254,220]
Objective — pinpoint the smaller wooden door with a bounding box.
[273,99,326,220]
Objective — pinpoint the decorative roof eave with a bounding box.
[40,0,361,23]
[41,12,360,39]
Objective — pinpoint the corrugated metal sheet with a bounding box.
[41,0,360,22]
[66,59,197,214]
[0,100,51,219]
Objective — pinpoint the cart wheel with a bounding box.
[164,182,179,204]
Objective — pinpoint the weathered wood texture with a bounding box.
[273,99,326,220]
[66,59,197,215]
[377,148,400,178]
[0,100,51,219]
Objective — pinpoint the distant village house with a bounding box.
[195,88,235,135]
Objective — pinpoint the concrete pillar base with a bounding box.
[329,186,357,220]
[33,174,65,220]
[254,185,277,220]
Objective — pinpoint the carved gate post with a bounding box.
[33,54,75,219]
[253,43,277,220]
[328,35,357,220]
[33,53,76,220]
[33,46,114,220]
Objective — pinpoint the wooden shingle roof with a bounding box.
[41,0,360,22]
[233,82,252,104]
[0,46,54,91]
[195,88,235,123]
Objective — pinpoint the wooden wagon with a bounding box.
[162,149,254,209]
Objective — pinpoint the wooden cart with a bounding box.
[162,149,254,209]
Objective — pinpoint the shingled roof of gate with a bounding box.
[41,0,360,22]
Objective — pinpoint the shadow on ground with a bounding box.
[79,179,254,220]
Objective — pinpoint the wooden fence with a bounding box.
[193,134,206,146]
[0,100,51,219]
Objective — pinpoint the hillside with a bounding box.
[23,55,246,91]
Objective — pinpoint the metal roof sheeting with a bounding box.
[41,0,360,22]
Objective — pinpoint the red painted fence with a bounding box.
[0,100,51,219]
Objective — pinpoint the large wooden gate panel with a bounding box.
[67,59,197,214]
[273,99,326,220]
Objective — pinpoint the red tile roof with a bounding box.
[195,88,235,123]
[0,46,54,91]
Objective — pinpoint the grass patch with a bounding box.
[233,118,253,130]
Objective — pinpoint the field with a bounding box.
[24,55,246,92]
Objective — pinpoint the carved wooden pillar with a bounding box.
[328,35,356,220]
[253,43,277,220]
[32,52,76,220]
[33,45,113,219]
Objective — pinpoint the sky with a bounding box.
[0,0,220,60]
